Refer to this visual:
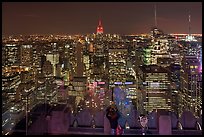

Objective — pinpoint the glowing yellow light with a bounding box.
[25,67,29,71]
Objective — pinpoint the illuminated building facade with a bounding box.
[68,77,87,113]
[143,28,171,66]
[46,54,59,76]
[42,60,53,76]
[2,73,21,112]
[20,45,33,67]
[32,44,41,68]
[183,42,201,58]
[108,48,128,84]
[76,43,84,77]
[83,54,90,80]
[1,32,202,135]
[2,44,20,67]
[143,47,151,65]
[180,56,202,117]
[150,27,164,39]
[91,42,108,82]
[150,38,170,65]
[169,42,182,65]
[168,64,181,116]
[63,43,77,78]
[138,65,171,114]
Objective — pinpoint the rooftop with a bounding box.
[11,104,202,135]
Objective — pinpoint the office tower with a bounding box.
[169,42,182,65]
[20,45,33,67]
[108,48,128,84]
[180,56,202,117]
[42,60,53,76]
[143,47,152,65]
[151,38,170,65]
[138,65,171,114]
[167,64,181,116]
[76,43,84,77]
[32,44,41,68]
[46,54,59,76]
[56,63,62,77]
[40,55,47,69]
[2,73,21,111]
[2,44,20,67]
[91,39,108,82]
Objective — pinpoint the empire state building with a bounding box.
[96,20,103,34]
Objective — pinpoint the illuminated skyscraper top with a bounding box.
[96,20,103,34]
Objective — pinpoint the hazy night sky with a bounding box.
[2,2,202,36]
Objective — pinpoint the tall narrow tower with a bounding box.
[154,4,157,27]
[188,11,191,37]
[186,11,195,41]
[96,20,104,34]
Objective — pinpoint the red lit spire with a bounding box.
[99,20,102,26]
[97,19,103,34]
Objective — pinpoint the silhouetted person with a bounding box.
[106,103,120,135]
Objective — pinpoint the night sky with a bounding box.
[2,2,202,36]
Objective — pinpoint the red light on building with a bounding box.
[98,81,105,85]
[96,20,103,34]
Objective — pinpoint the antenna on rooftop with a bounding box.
[188,10,191,36]
[154,4,157,27]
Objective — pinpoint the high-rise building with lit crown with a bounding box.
[96,20,103,34]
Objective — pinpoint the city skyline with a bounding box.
[2,2,202,36]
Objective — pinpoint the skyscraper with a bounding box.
[2,44,20,67]
[76,43,84,77]
[96,20,103,34]
[138,65,171,114]
[20,45,33,67]
[180,56,202,117]
[46,54,59,76]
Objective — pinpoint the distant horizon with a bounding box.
[3,2,202,36]
[2,31,202,37]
